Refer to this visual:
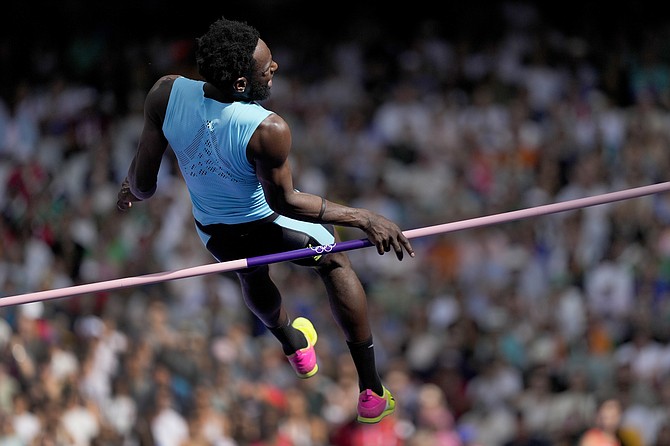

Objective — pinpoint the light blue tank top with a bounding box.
[163,77,275,224]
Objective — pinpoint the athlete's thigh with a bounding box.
[272,215,336,267]
[203,222,283,262]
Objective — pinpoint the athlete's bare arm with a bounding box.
[117,75,176,211]
[248,113,414,259]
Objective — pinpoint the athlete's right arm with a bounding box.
[117,75,175,211]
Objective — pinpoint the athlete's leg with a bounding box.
[197,219,315,374]
[236,265,285,328]
[236,265,308,350]
[314,249,395,422]
[313,233,385,390]
[314,251,372,343]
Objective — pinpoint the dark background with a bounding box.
[0,0,669,43]
[4,1,668,54]
[3,1,669,102]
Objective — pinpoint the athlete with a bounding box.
[116,16,414,424]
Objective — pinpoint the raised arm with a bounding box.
[248,113,414,260]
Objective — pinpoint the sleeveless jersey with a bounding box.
[163,76,275,225]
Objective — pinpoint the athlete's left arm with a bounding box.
[249,113,324,221]
[250,113,414,259]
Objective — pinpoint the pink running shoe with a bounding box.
[286,317,318,379]
[357,386,396,424]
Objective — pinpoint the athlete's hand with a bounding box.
[361,212,415,260]
[116,178,140,212]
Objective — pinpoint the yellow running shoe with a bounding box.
[286,317,318,379]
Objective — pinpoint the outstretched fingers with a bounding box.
[375,239,387,256]
[390,233,414,260]
[391,238,403,260]
[399,233,415,259]
[375,233,415,261]
[364,213,414,260]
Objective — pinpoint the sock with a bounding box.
[347,337,384,395]
[269,320,308,355]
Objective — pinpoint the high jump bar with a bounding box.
[2,181,670,307]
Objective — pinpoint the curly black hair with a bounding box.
[195,17,260,92]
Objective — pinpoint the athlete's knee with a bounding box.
[316,252,353,274]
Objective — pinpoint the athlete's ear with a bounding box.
[233,78,248,93]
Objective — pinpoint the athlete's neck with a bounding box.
[204,82,248,103]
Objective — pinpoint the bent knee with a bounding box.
[316,252,352,272]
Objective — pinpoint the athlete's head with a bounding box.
[196,16,277,101]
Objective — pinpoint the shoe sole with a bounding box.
[357,388,396,424]
[291,317,318,378]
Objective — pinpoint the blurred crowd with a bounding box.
[3,2,670,445]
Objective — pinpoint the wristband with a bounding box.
[318,197,326,219]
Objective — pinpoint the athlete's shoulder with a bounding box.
[145,75,185,123]
[146,75,181,103]
[257,112,288,135]
[249,111,291,162]
[150,75,203,97]
[151,74,182,92]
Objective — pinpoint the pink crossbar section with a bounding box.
[403,181,670,239]
[2,181,670,307]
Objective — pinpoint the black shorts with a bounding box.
[195,213,336,267]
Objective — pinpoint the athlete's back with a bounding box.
[163,76,274,225]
